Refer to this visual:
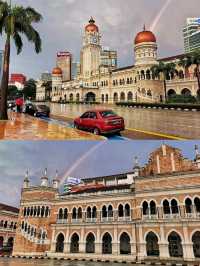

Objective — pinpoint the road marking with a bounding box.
[126,127,187,140]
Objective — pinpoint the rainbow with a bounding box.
[59,141,106,186]
[150,0,172,32]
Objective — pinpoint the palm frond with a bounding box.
[13,32,23,54]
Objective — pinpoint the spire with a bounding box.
[143,24,146,31]
[41,168,48,187]
[133,156,139,169]
[23,169,30,189]
[53,170,60,189]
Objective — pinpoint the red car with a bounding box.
[74,109,125,135]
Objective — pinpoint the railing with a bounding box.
[166,77,197,83]
[86,218,97,223]
[142,211,200,220]
[57,219,68,224]
[118,216,132,222]
[101,216,114,222]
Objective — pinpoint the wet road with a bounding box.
[48,103,200,140]
[0,258,139,266]
[0,112,103,140]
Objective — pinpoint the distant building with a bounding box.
[41,72,52,82]
[56,52,72,81]
[71,62,79,80]
[0,203,19,254]
[101,48,117,70]
[183,18,200,53]
[9,73,26,90]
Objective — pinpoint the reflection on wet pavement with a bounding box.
[49,103,200,139]
[0,112,103,140]
[0,258,141,266]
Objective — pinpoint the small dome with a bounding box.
[85,17,99,32]
[135,27,156,45]
[52,67,62,75]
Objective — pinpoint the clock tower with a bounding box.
[81,17,101,78]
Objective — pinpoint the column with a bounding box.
[182,225,195,260]
[131,224,137,260]
[138,224,146,260]
[64,229,70,253]
[113,226,118,255]
[79,227,85,253]
[50,230,56,252]
[95,228,101,254]
[159,224,169,259]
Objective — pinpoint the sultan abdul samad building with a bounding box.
[12,144,200,262]
[36,18,199,103]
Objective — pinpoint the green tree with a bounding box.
[151,62,178,102]
[23,79,36,100]
[179,50,200,92]
[8,85,18,98]
[0,1,42,120]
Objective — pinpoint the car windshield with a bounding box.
[100,110,117,118]
[37,105,47,109]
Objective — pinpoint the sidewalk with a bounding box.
[0,112,103,140]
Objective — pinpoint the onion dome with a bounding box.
[85,17,99,32]
[52,67,62,75]
[135,25,156,45]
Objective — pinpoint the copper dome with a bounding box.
[85,17,99,32]
[135,28,156,45]
[52,67,62,75]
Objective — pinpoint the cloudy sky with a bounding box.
[0,140,200,207]
[0,0,199,79]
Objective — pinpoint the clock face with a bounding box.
[92,36,97,44]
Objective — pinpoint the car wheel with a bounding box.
[93,127,100,135]
[74,123,79,130]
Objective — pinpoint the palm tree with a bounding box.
[151,62,178,102]
[178,50,200,92]
[0,1,42,120]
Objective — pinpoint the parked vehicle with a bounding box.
[23,103,50,117]
[74,109,125,135]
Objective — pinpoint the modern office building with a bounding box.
[56,52,72,81]
[183,18,200,53]
[101,48,117,70]
[41,72,52,83]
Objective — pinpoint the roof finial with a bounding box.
[143,24,146,31]
[89,16,95,24]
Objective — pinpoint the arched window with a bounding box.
[194,197,200,213]
[102,233,112,254]
[56,233,65,253]
[41,206,45,217]
[37,206,40,217]
[76,93,80,102]
[21,221,24,230]
[114,93,118,103]
[7,237,14,251]
[92,206,97,218]
[120,92,125,102]
[171,199,179,214]
[127,92,133,102]
[13,223,17,230]
[146,70,151,80]
[86,233,95,253]
[168,89,176,97]
[118,204,124,217]
[30,206,33,216]
[33,206,37,217]
[147,89,152,97]
[142,201,149,215]
[58,208,63,220]
[185,198,193,214]
[72,208,77,220]
[181,88,191,96]
[120,233,131,254]
[192,231,200,258]
[0,237,3,248]
[10,222,13,228]
[45,206,49,217]
[4,221,7,228]
[70,233,79,253]
[146,232,159,256]
[150,201,156,215]
[101,94,105,103]
[23,207,27,217]
[106,94,109,102]
[163,200,170,214]
[69,93,73,102]
[108,205,113,217]
[77,207,82,219]
[64,208,68,220]
[87,207,91,219]
[0,220,3,227]
[125,204,130,217]
[102,205,107,218]
[27,207,30,216]
[168,232,183,258]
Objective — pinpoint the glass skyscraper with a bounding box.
[183,18,200,53]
